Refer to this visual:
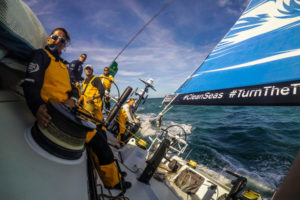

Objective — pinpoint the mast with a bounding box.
[132,78,156,113]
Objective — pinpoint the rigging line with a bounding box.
[158,93,178,117]
[112,0,176,63]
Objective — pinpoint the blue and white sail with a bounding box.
[173,0,300,105]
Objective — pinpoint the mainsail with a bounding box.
[173,0,300,106]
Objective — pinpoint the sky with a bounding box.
[23,0,250,98]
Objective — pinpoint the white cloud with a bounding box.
[23,0,244,97]
[218,0,231,7]
[217,0,248,15]
[118,70,145,76]
[61,0,209,83]
[226,7,242,15]
[23,0,38,7]
[63,0,210,78]
[23,0,55,16]
[84,9,120,28]
[123,0,150,23]
[64,30,210,88]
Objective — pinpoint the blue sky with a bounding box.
[24,0,250,97]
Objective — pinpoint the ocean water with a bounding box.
[136,98,300,198]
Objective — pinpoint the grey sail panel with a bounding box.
[0,0,47,64]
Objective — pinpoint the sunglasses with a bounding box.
[50,34,66,44]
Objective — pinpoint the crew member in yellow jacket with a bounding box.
[117,98,140,146]
[80,64,131,190]
[99,67,114,112]
[23,27,74,127]
[80,64,104,121]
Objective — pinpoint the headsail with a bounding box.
[173,0,300,106]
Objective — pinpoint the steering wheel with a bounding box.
[161,124,187,141]
[100,76,120,100]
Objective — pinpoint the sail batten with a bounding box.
[173,0,300,106]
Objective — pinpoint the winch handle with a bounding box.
[225,170,241,178]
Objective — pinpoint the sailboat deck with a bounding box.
[0,90,90,200]
[95,134,181,199]
[102,133,230,200]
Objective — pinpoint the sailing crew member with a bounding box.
[69,53,87,98]
[23,28,130,190]
[79,64,104,122]
[99,67,114,112]
[80,64,131,190]
[116,98,140,146]
[69,53,86,83]
[22,27,75,127]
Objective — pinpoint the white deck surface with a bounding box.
[0,90,181,200]
[0,90,229,200]
[0,91,89,200]
[97,135,182,200]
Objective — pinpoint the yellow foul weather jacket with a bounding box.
[99,74,114,90]
[41,49,72,103]
[117,103,138,143]
[81,75,104,142]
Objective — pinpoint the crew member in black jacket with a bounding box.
[69,53,87,83]
[23,28,131,190]
[23,27,75,127]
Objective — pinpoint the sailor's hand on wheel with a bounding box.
[36,104,51,128]
[78,96,84,104]
[86,96,93,103]
[75,82,80,87]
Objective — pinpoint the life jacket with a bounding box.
[99,74,114,90]
[85,124,107,143]
[82,76,103,111]
[83,76,104,141]
[86,129,97,143]
[40,49,71,103]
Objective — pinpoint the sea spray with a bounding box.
[136,98,300,199]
